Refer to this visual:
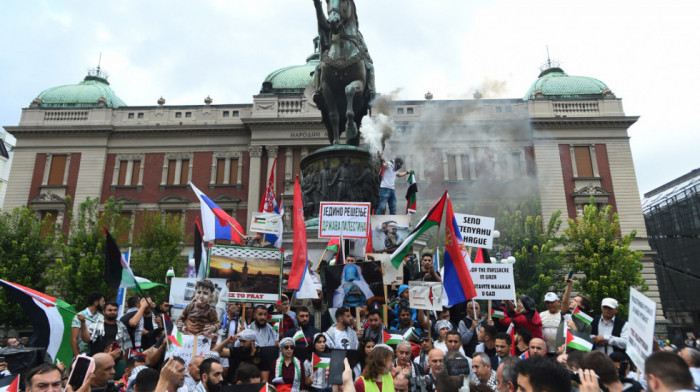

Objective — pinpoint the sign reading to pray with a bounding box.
[627,288,657,372]
[454,213,495,249]
[468,264,516,301]
[408,281,444,311]
[318,202,371,239]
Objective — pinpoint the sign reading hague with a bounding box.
[318,201,371,239]
[454,213,496,249]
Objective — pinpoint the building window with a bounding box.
[162,153,193,186]
[214,156,240,184]
[505,106,512,112]
[460,154,471,180]
[447,155,457,180]
[137,113,144,119]
[39,210,58,237]
[233,111,239,117]
[446,108,453,114]
[47,154,68,186]
[407,107,414,114]
[496,106,502,113]
[223,111,230,117]
[397,108,404,115]
[511,152,522,178]
[116,159,142,186]
[185,112,192,118]
[175,112,182,118]
[573,146,595,177]
[128,113,135,119]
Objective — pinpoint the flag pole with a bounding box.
[315,248,328,273]
[228,221,247,241]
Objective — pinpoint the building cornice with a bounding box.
[530,116,639,129]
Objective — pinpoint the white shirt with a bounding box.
[592,316,629,355]
[380,161,398,189]
[539,310,561,353]
[433,340,467,357]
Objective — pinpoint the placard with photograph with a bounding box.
[208,246,283,303]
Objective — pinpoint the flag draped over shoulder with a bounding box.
[288,176,317,299]
[405,172,417,215]
[0,280,75,365]
[390,191,447,269]
[190,182,245,244]
[442,195,477,305]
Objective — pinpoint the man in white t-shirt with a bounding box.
[376,152,411,215]
[539,292,561,357]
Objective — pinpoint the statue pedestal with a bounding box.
[300,145,380,221]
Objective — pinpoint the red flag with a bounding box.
[365,225,374,256]
[508,323,516,356]
[442,195,477,304]
[474,248,491,264]
[287,175,308,290]
[260,157,277,213]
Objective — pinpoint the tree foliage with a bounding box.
[49,197,131,306]
[129,211,188,303]
[497,199,567,308]
[0,206,61,328]
[563,197,646,315]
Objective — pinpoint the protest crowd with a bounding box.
[2,167,699,392]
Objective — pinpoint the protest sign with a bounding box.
[318,202,371,239]
[454,213,495,249]
[468,264,516,301]
[408,281,443,311]
[165,334,211,367]
[366,253,403,285]
[169,277,227,322]
[324,261,385,308]
[369,215,411,252]
[627,288,656,372]
[208,246,282,303]
[250,212,282,235]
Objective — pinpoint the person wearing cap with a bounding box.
[540,292,561,357]
[376,152,412,215]
[591,297,629,355]
[213,328,272,383]
[499,295,543,339]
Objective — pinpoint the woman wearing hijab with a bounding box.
[499,294,543,339]
[271,337,305,392]
[304,333,331,392]
[354,344,395,392]
[432,319,466,356]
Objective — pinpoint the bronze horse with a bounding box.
[313,0,375,146]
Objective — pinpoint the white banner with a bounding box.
[408,281,443,311]
[367,253,403,285]
[468,263,516,301]
[454,214,495,249]
[165,334,211,367]
[318,202,371,239]
[627,288,656,372]
[250,212,282,234]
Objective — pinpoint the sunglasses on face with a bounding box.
[283,345,295,350]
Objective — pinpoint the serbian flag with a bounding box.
[262,200,284,249]
[405,171,417,215]
[442,194,477,305]
[473,248,491,264]
[507,322,516,356]
[0,375,19,392]
[0,280,76,365]
[190,182,245,244]
[390,191,447,269]
[287,176,317,299]
[260,157,277,213]
[365,225,374,256]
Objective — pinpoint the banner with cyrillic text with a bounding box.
[454,213,495,249]
[318,202,371,239]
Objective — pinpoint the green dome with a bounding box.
[524,67,611,100]
[37,68,126,108]
[260,40,320,95]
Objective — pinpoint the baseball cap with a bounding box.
[544,292,559,302]
[601,298,618,309]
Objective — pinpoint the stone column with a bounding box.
[247,145,264,231]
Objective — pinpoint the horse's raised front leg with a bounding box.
[345,80,364,141]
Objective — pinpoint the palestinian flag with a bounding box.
[491,309,505,319]
[566,329,593,352]
[326,238,340,253]
[292,329,306,344]
[573,306,593,325]
[473,248,491,264]
[0,375,19,392]
[168,330,184,348]
[104,228,143,292]
[382,330,403,345]
[405,172,417,215]
[0,280,75,365]
[269,314,283,331]
[390,191,447,268]
[403,327,421,343]
[312,353,331,368]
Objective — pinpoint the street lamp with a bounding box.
[491,230,516,264]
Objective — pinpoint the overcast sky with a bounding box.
[1,1,698,197]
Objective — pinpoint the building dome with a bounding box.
[524,67,612,101]
[36,67,126,108]
[260,39,320,95]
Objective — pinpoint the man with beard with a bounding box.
[248,305,278,347]
[85,302,132,359]
[195,358,224,392]
[284,307,319,346]
[308,285,330,331]
[391,307,418,335]
[214,328,272,383]
[325,307,358,350]
[121,296,162,350]
[71,291,104,356]
[362,308,385,343]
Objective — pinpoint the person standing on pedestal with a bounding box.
[376,152,411,215]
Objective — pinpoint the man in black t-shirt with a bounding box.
[86,302,132,359]
[119,296,161,350]
[213,329,273,383]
